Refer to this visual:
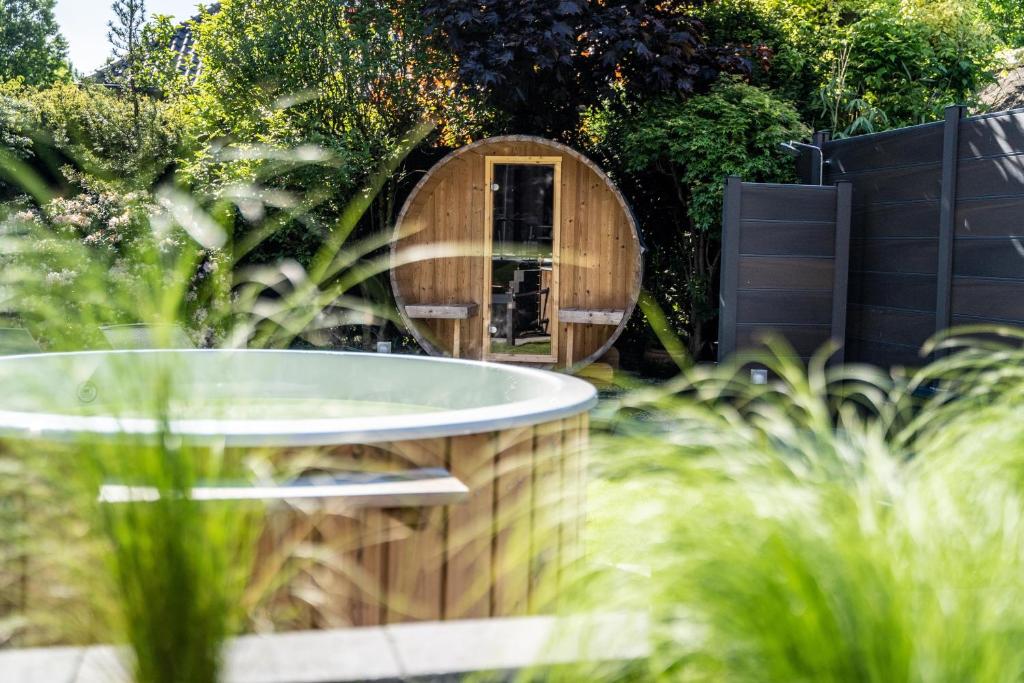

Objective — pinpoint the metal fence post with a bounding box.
[717,176,743,360]
[935,104,966,344]
[831,181,852,364]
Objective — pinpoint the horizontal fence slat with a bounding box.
[738,256,834,290]
[952,239,1024,279]
[852,202,939,240]
[739,220,835,257]
[830,164,942,206]
[824,123,944,174]
[721,180,843,363]
[958,111,1024,160]
[735,324,833,357]
[950,315,1024,332]
[850,238,938,275]
[739,184,837,222]
[951,277,1024,321]
[845,338,927,367]
[736,290,834,326]
[847,305,935,348]
[956,195,1024,236]
[848,271,937,311]
[956,155,1024,199]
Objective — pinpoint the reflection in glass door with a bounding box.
[485,160,559,360]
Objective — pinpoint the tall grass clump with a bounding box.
[0,110,434,682]
[548,335,1024,682]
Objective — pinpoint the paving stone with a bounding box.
[386,613,648,678]
[0,646,83,683]
[225,627,403,683]
[73,646,130,683]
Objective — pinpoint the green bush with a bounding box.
[586,79,808,358]
[698,0,1003,135]
[0,80,197,191]
[979,0,1024,48]
[0,0,69,86]
[183,0,480,267]
[838,0,1002,130]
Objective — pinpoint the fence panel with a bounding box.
[718,178,851,364]
[808,105,1024,367]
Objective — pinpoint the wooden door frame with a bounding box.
[482,156,562,363]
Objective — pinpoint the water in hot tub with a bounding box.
[76,398,444,420]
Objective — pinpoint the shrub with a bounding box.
[0,80,198,193]
[587,79,808,358]
[697,0,1003,135]
[979,0,1024,48]
[183,0,478,266]
[838,0,1002,129]
[423,0,750,140]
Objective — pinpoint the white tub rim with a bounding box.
[0,349,598,447]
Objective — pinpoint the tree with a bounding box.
[422,0,751,139]
[107,0,148,131]
[0,80,198,197]
[978,0,1024,48]
[697,0,1002,135]
[187,0,478,265]
[590,79,808,358]
[0,0,69,86]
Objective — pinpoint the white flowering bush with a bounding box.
[1,175,223,348]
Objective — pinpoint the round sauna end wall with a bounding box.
[391,135,642,371]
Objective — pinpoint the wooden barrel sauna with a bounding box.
[391,136,643,371]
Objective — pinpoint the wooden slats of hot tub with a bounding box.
[259,414,588,629]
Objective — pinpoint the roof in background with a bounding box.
[980,49,1024,113]
[90,2,220,86]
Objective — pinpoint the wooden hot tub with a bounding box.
[0,350,596,629]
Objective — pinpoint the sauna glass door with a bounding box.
[485,159,559,361]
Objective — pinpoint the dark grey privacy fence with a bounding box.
[718,178,851,363]
[718,105,1024,368]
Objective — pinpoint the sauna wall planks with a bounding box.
[718,178,851,363]
[391,136,643,369]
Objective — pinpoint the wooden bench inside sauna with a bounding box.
[390,136,643,371]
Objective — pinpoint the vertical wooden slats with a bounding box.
[16,417,591,637]
[444,432,496,620]
[491,426,535,616]
[383,438,448,622]
[392,138,642,368]
[528,420,564,613]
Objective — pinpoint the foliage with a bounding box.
[423,0,751,139]
[135,14,196,97]
[0,80,198,193]
[835,0,1002,131]
[979,0,1024,48]
[550,331,1024,680]
[0,102,429,669]
[587,79,807,358]
[0,0,69,86]
[696,0,1002,135]
[106,0,149,130]
[698,0,818,113]
[185,0,479,268]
